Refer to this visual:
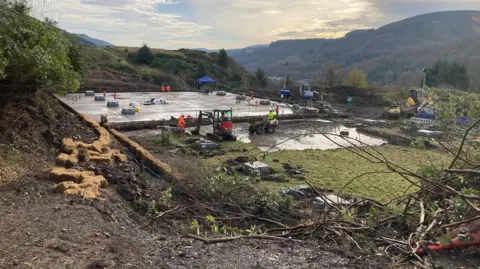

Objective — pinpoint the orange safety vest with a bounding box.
[166,85,171,92]
[161,86,165,92]
[177,116,185,128]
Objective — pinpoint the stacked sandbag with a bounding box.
[50,115,127,199]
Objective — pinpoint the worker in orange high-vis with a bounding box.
[177,114,186,134]
[166,84,171,92]
[161,85,165,92]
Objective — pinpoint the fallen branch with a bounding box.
[141,206,180,229]
[305,181,341,212]
[266,223,314,233]
[185,233,301,244]
[440,215,480,229]
[449,118,480,169]
[444,169,480,176]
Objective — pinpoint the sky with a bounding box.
[31,0,480,49]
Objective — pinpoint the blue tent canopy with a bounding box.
[195,76,216,84]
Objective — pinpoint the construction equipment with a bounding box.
[382,103,401,119]
[400,89,421,117]
[249,117,279,135]
[192,109,236,142]
[382,89,433,119]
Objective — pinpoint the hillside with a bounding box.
[231,10,480,86]
[79,46,249,92]
[74,33,115,47]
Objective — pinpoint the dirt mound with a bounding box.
[326,86,386,106]
[0,95,96,184]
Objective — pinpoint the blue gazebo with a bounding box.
[195,76,216,90]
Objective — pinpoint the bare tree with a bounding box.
[323,62,343,88]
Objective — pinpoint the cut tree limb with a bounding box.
[444,169,480,176]
[185,234,301,244]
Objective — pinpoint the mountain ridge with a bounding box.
[230,10,480,87]
[73,33,115,47]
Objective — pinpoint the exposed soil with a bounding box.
[0,95,96,184]
[0,176,392,269]
[1,95,478,269]
[80,68,167,93]
[0,95,392,268]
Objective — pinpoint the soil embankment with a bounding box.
[0,95,395,268]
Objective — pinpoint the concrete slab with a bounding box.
[56,92,293,123]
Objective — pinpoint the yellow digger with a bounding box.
[382,104,401,119]
[382,89,423,119]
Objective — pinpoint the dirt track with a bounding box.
[0,174,392,269]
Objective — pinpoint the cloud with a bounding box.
[79,0,133,7]
[32,0,213,49]
[30,0,480,49]
[367,0,480,19]
[190,0,383,44]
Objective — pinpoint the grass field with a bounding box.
[201,142,451,202]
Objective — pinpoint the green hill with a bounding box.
[80,46,249,91]
[231,10,480,88]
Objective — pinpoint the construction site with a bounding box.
[2,78,480,269]
[2,6,480,267]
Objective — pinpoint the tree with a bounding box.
[194,63,206,79]
[230,72,242,82]
[384,70,394,85]
[0,0,81,95]
[426,59,470,90]
[323,63,343,88]
[253,68,268,88]
[348,68,368,88]
[285,75,295,89]
[218,49,228,68]
[137,44,154,65]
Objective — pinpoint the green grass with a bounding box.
[201,143,451,202]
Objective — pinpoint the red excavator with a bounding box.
[192,109,237,142]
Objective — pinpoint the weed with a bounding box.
[411,137,427,149]
[154,132,177,148]
[246,225,261,235]
[190,219,200,236]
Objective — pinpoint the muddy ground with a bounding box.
[0,96,395,269]
[1,95,479,269]
[2,171,396,269]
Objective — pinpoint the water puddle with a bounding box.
[123,120,386,152]
[237,123,385,152]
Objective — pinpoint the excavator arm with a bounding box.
[191,110,212,135]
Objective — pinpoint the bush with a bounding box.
[136,44,154,65]
[0,1,81,95]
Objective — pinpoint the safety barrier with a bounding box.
[409,117,435,125]
[109,129,182,181]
